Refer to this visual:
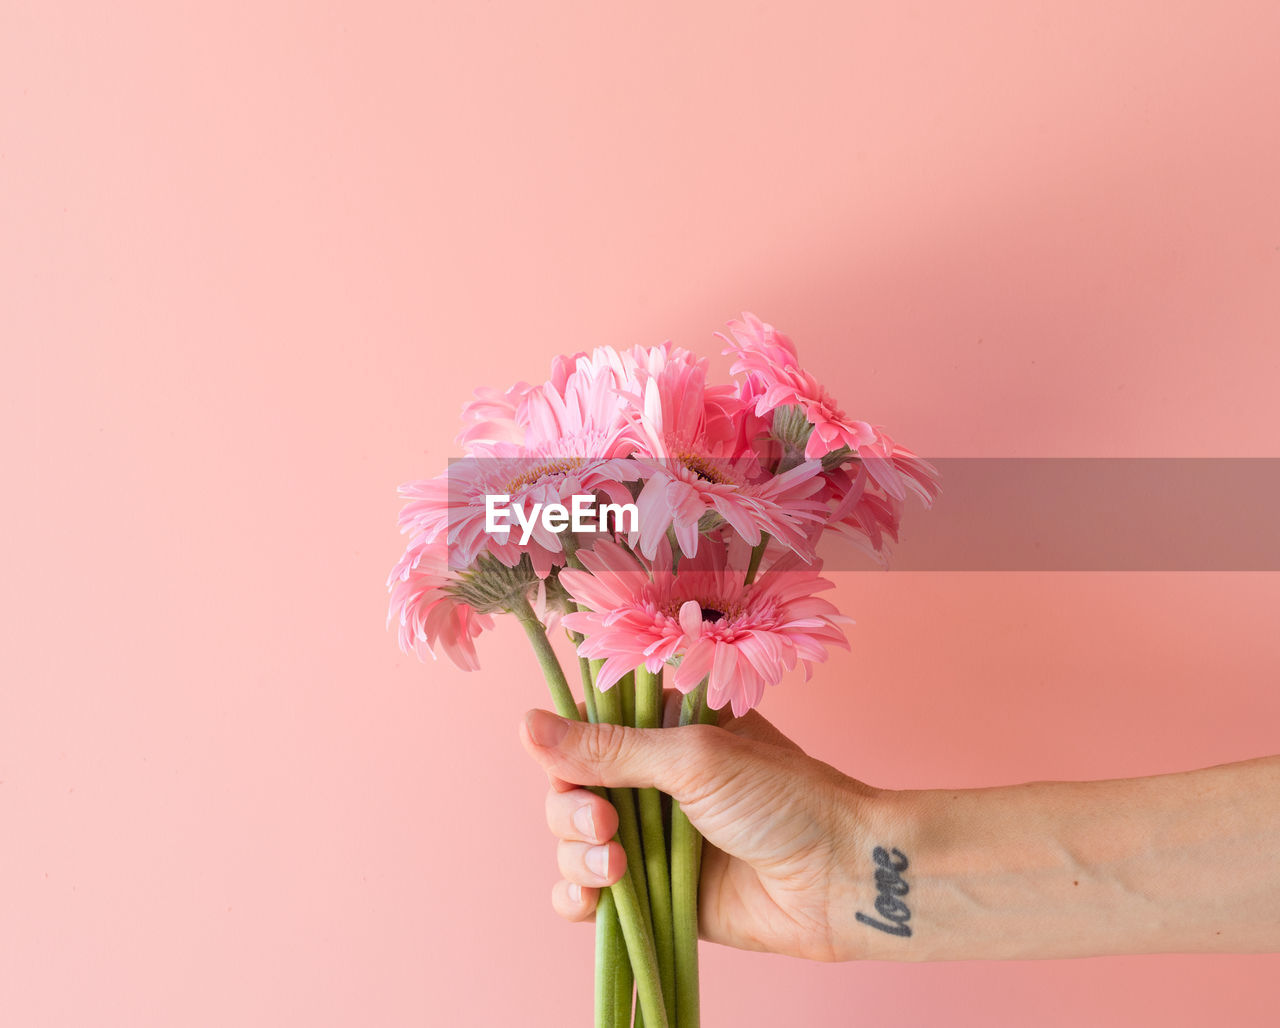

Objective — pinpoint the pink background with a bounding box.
[4,2,1280,1025]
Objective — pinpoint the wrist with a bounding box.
[837,774,1238,962]
[826,781,931,962]
[833,782,1094,962]
[832,757,1280,962]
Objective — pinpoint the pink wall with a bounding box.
[4,2,1279,1024]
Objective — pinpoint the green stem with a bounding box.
[575,644,599,724]
[518,603,621,1024]
[586,662,669,1028]
[594,669,654,951]
[610,856,668,1028]
[634,667,676,1028]
[525,605,667,1026]
[512,597,578,719]
[671,681,712,1028]
[620,670,637,729]
[744,531,770,586]
[596,887,620,1028]
[614,943,634,1027]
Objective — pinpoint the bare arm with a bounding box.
[850,754,1280,960]
[521,706,1280,962]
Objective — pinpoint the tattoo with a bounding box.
[855,846,912,938]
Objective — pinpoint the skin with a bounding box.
[519,696,1280,961]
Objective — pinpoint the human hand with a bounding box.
[518,694,890,962]
[524,698,1280,964]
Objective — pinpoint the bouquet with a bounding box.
[386,313,939,1026]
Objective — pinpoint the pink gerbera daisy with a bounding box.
[819,439,942,565]
[623,343,828,561]
[455,350,589,448]
[386,537,562,671]
[718,312,918,501]
[400,359,643,577]
[386,538,495,671]
[560,537,851,716]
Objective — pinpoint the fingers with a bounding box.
[546,785,618,844]
[545,782,625,887]
[551,879,598,923]
[520,708,726,798]
[543,782,619,922]
[542,777,616,925]
[558,838,625,887]
[519,704,787,808]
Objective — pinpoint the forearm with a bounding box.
[839,755,1280,961]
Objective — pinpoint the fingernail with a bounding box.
[526,710,569,749]
[585,844,610,879]
[568,882,582,904]
[571,803,596,839]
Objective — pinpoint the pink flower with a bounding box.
[455,381,534,448]
[819,441,941,565]
[560,537,850,716]
[718,312,920,501]
[401,361,643,577]
[454,342,686,451]
[455,351,588,448]
[629,458,826,561]
[386,538,494,671]
[386,537,562,671]
[623,343,827,560]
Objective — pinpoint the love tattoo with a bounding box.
[855,846,913,938]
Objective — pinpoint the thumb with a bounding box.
[519,708,730,801]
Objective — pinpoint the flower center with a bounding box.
[504,457,585,493]
[662,597,742,624]
[677,450,728,484]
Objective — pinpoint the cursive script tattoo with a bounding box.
[855,846,912,937]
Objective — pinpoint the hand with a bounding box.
[518,694,886,962]
[523,699,1280,963]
